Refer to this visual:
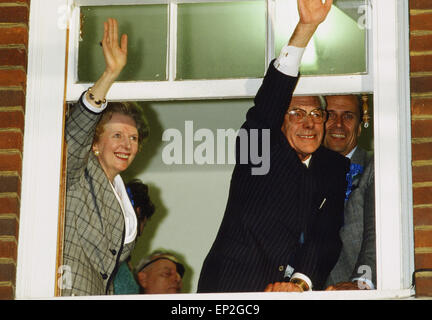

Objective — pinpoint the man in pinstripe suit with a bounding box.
[198,0,350,293]
[324,95,376,291]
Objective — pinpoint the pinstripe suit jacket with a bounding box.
[325,147,376,287]
[62,97,135,296]
[197,63,350,292]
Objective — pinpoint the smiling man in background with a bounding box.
[323,95,376,291]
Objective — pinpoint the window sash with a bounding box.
[16,0,413,299]
[66,0,373,101]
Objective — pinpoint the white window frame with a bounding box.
[16,0,414,299]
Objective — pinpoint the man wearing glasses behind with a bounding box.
[198,0,350,293]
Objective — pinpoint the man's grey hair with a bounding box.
[318,95,327,109]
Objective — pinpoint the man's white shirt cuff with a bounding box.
[273,45,305,77]
[291,272,313,291]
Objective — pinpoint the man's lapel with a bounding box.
[350,147,369,167]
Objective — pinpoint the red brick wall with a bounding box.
[410,0,432,297]
[0,0,29,300]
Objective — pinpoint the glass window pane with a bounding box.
[78,5,168,82]
[177,1,266,80]
[275,0,367,75]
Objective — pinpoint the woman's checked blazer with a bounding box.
[62,96,135,296]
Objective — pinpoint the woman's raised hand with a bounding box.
[101,18,128,79]
[85,18,127,108]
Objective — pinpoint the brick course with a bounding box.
[0,0,29,3]
[0,6,28,24]
[411,97,432,116]
[410,12,432,31]
[412,165,432,183]
[411,0,432,9]
[0,263,16,283]
[412,142,432,161]
[0,48,27,70]
[410,33,432,52]
[414,206,432,226]
[411,0,432,298]
[0,174,20,193]
[0,196,19,216]
[415,229,432,248]
[411,54,432,73]
[0,131,23,150]
[413,186,432,206]
[412,119,432,138]
[0,218,18,238]
[411,75,432,93]
[415,275,432,296]
[0,26,28,47]
[0,110,24,130]
[0,240,17,261]
[415,251,432,269]
[0,285,14,300]
[0,69,26,87]
[0,153,22,174]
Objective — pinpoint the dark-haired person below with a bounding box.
[197,0,350,293]
[113,179,156,295]
[62,18,150,296]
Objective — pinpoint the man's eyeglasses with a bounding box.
[287,108,328,124]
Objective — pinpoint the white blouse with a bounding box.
[109,175,137,245]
